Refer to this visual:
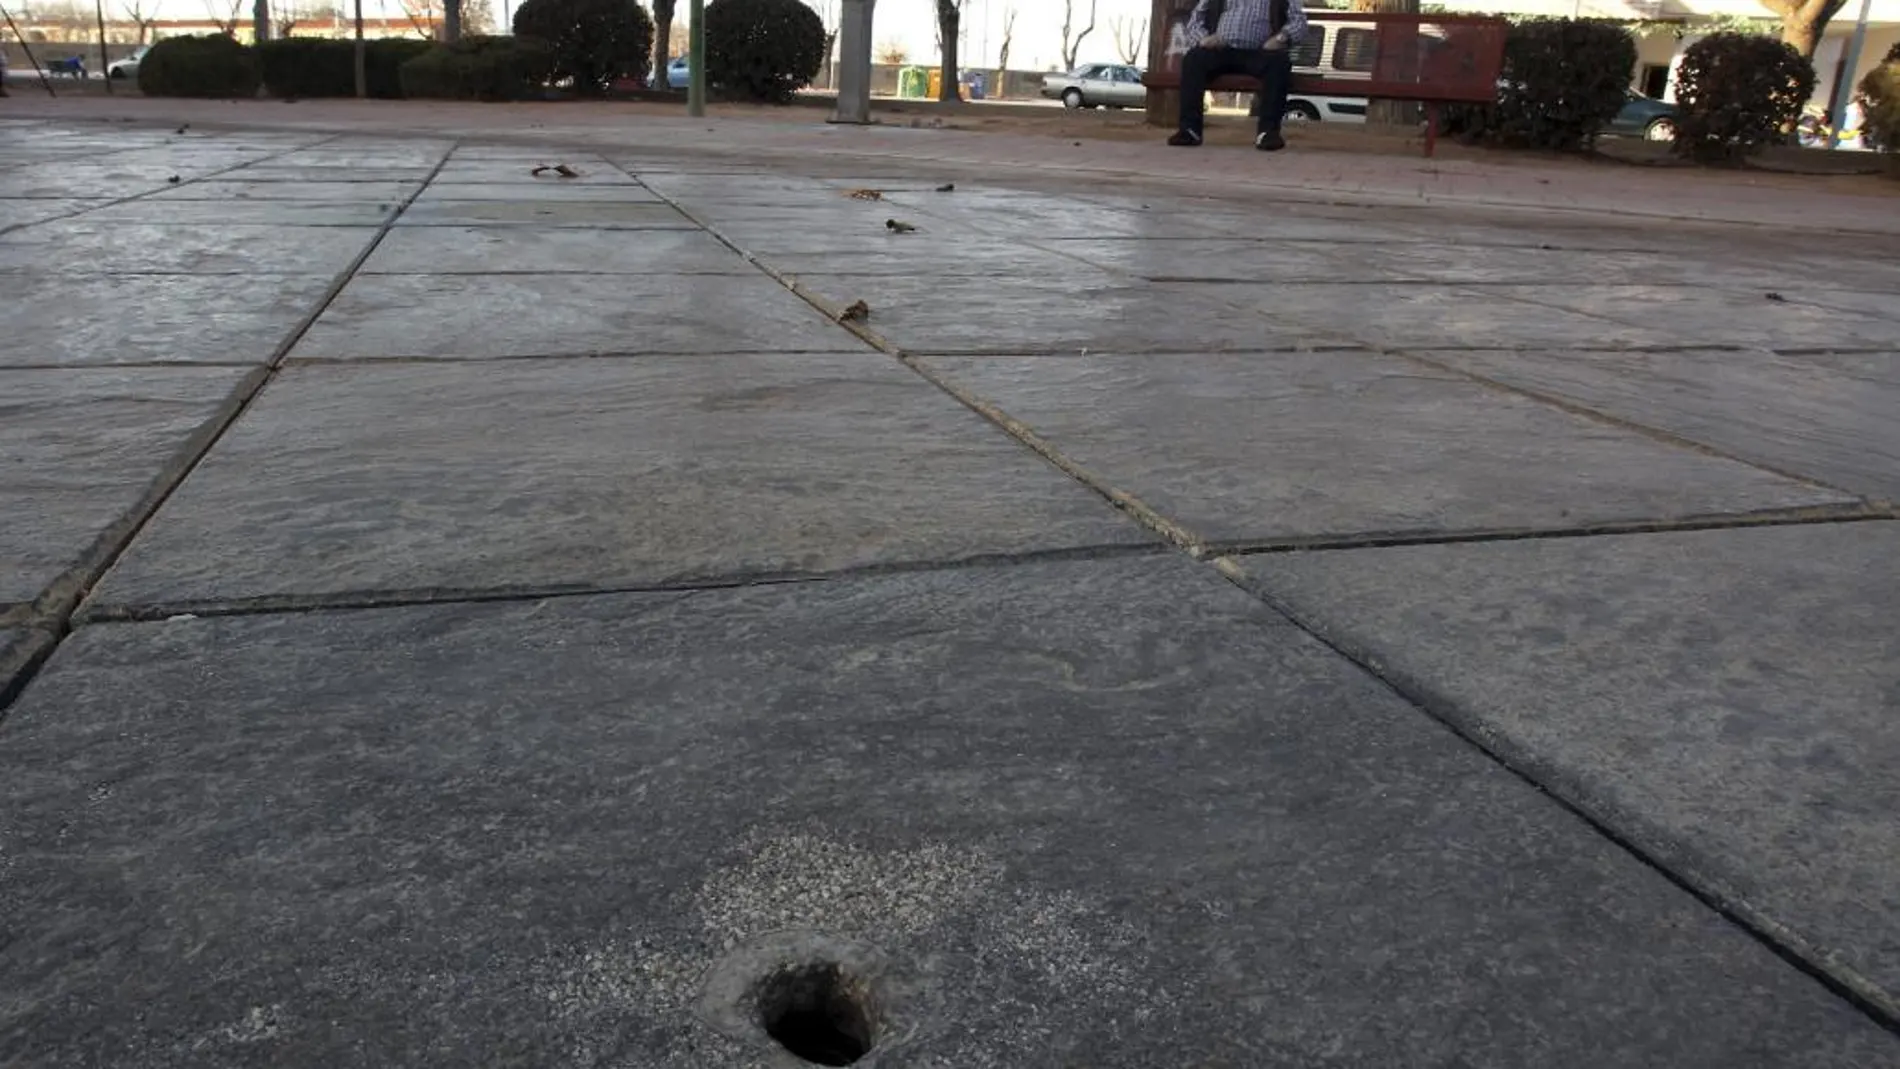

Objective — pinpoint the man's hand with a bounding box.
[1200,32,1226,48]
[1263,35,1287,51]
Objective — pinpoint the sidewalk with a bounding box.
[2,115,1897,1067]
[4,95,1896,233]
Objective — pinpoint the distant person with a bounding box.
[0,47,10,97]
[1168,0,1309,152]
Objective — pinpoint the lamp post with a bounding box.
[687,0,705,117]
[1828,0,1873,149]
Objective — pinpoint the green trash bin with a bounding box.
[898,66,929,99]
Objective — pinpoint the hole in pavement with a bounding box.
[758,961,876,1066]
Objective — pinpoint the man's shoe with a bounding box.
[1167,130,1203,147]
[1256,130,1286,152]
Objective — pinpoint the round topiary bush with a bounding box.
[1673,32,1815,162]
[1456,19,1636,151]
[137,34,259,98]
[705,0,826,104]
[1858,45,1900,158]
[512,0,652,95]
[400,35,556,101]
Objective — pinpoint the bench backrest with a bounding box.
[1144,9,1508,104]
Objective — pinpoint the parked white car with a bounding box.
[107,45,149,81]
[1280,22,1375,124]
[1042,63,1146,109]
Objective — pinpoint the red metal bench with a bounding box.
[1140,9,1508,157]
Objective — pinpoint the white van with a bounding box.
[1274,21,1377,125]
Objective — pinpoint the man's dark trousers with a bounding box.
[1177,45,1293,138]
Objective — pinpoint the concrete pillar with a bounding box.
[831,0,876,124]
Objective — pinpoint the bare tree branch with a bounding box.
[996,2,1015,71]
[1109,13,1145,64]
[1059,0,1097,71]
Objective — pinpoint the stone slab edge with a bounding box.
[1213,552,1900,1028]
[0,367,270,716]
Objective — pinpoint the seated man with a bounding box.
[1168,0,1309,151]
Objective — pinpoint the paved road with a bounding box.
[2,115,1897,1067]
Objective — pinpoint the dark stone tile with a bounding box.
[0,222,378,275]
[919,354,1852,546]
[1493,285,1900,350]
[793,273,1326,354]
[288,273,847,359]
[3,557,1891,1067]
[0,365,255,604]
[1434,348,1900,501]
[359,227,749,275]
[89,357,1146,612]
[0,274,335,367]
[1227,523,1900,1015]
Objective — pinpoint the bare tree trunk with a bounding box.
[652,0,675,86]
[997,4,1014,72]
[352,0,365,97]
[1762,0,1848,58]
[441,0,460,40]
[94,0,112,92]
[935,0,959,102]
[253,0,269,40]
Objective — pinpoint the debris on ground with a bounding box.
[166,175,180,184]
[885,219,917,233]
[531,164,580,179]
[935,183,955,192]
[846,189,884,200]
[838,300,871,323]
[1765,291,1787,302]
[175,124,189,134]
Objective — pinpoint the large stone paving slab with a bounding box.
[76,199,398,227]
[6,557,1894,1067]
[1434,348,1900,501]
[289,273,848,359]
[416,182,663,203]
[0,198,103,231]
[88,356,1147,614]
[145,180,422,203]
[1227,522,1900,1016]
[919,353,1856,547]
[0,365,254,605]
[793,273,1331,354]
[396,200,696,228]
[358,226,749,275]
[1198,283,1677,350]
[0,625,55,707]
[0,274,336,368]
[0,221,378,275]
[1498,284,1900,350]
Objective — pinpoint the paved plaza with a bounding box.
[1,111,1898,1066]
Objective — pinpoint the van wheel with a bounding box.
[1644,117,1677,142]
[1284,102,1321,124]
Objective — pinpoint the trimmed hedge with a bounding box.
[1446,18,1636,151]
[705,0,826,104]
[137,34,259,98]
[1858,44,1900,157]
[367,39,434,97]
[511,0,652,95]
[258,38,351,97]
[399,35,555,100]
[1673,32,1814,162]
[259,38,432,99]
